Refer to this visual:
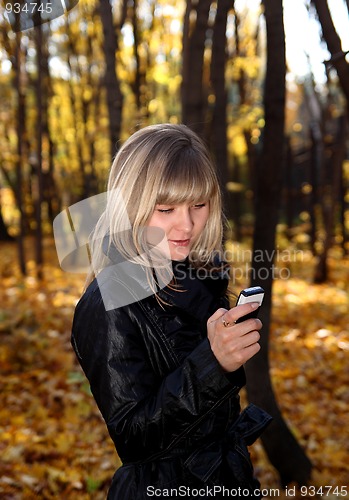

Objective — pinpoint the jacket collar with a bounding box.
[100,234,229,318]
[156,258,229,323]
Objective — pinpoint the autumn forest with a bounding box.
[0,0,349,498]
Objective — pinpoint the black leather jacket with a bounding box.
[71,256,271,499]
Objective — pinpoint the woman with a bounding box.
[71,123,271,499]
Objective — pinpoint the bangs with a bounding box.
[155,152,217,206]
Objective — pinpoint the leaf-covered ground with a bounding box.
[1,238,348,499]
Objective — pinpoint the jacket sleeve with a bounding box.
[71,288,246,463]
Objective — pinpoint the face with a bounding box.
[146,201,210,261]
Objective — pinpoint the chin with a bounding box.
[170,249,190,261]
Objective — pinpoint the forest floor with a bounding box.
[0,238,348,499]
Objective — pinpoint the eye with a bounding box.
[156,206,174,214]
[193,203,207,209]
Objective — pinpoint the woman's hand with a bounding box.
[207,303,262,372]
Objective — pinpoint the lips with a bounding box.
[169,239,191,247]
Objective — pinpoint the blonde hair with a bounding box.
[86,123,225,293]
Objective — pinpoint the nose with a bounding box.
[175,207,193,233]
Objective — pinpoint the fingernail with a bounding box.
[251,302,259,309]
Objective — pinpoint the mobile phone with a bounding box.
[235,286,264,323]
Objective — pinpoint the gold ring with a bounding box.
[222,317,230,328]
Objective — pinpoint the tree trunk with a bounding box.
[311,0,349,116]
[234,9,247,105]
[40,26,59,224]
[14,30,27,275]
[131,0,144,117]
[303,76,325,259]
[99,0,126,159]
[309,0,349,259]
[314,116,346,282]
[308,127,319,255]
[210,0,232,218]
[63,16,86,201]
[340,166,349,256]
[245,0,312,487]
[181,0,212,137]
[235,9,257,220]
[231,155,242,242]
[284,137,294,239]
[34,23,44,280]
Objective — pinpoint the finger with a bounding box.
[242,330,260,348]
[243,341,261,361]
[223,302,260,324]
[222,336,261,368]
[241,318,262,332]
[207,307,228,324]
